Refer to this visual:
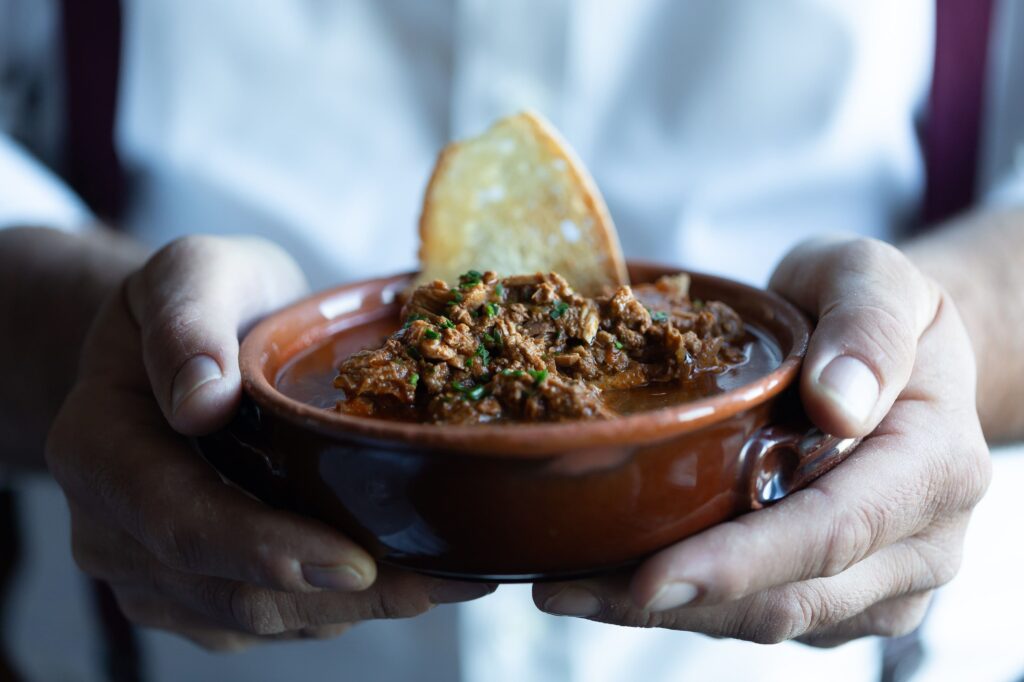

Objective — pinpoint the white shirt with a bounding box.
[3,1,1024,681]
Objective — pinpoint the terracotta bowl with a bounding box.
[196,262,859,582]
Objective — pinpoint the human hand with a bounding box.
[47,236,493,650]
[534,237,991,646]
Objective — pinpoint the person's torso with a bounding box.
[117,0,933,289]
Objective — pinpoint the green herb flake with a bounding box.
[613,340,624,350]
[528,369,549,385]
[447,290,464,306]
[402,313,427,329]
[451,380,486,401]
[650,310,669,322]
[484,302,499,318]
[458,270,484,290]
[475,344,491,366]
[406,345,421,360]
[424,329,441,340]
[409,373,420,388]
[550,301,570,320]
[440,318,456,329]
[494,283,506,299]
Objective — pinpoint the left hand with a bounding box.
[534,236,992,646]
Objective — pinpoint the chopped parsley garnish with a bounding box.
[613,339,624,350]
[528,369,549,385]
[424,329,441,340]
[494,283,505,299]
[440,318,456,329]
[650,310,669,322]
[502,369,525,378]
[458,270,483,290]
[406,345,421,360]
[451,381,486,401]
[402,313,427,329]
[484,302,499,317]
[482,330,503,348]
[475,344,491,365]
[409,373,420,388]
[550,301,570,320]
[447,290,464,306]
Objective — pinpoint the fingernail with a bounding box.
[302,564,369,591]
[430,581,495,605]
[816,355,879,426]
[171,354,223,414]
[645,581,699,612]
[542,587,601,617]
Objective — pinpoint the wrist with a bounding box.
[0,226,146,470]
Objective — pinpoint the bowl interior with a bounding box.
[239,263,811,455]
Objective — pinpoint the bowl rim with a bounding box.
[239,263,811,456]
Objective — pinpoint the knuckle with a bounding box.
[829,303,916,374]
[142,300,204,356]
[910,534,963,589]
[962,442,993,510]
[836,239,912,285]
[734,590,815,644]
[366,582,433,621]
[820,499,878,577]
[146,235,220,278]
[227,585,287,635]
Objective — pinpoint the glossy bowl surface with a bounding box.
[198,263,853,581]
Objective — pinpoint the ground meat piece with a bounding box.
[605,286,652,332]
[333,339,418,414]
[402,280,452,318]
[488,372,613,421]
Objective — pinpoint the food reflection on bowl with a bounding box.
[196,262,860,582]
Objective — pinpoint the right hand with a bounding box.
[46,235,494,651]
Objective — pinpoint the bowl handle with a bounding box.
[745,425,861,510]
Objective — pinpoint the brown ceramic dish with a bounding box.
[196,262,859,582]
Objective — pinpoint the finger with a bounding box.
[112,584,262,652]
[769,237,942,437]
[72,509,496,635]
[125,235,307,435]
[53,387,377,594]
[796,591,933,648]
[113,585,354,649]
[138,563,494,637]
[535,538,947,644]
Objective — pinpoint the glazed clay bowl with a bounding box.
[196,262,859,582]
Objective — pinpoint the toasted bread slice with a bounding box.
[416,111,628,295]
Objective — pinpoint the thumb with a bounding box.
[769,237,941,438]
[126,235,308,436]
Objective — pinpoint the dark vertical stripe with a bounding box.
[0,487,23,682]
[923,0,995,224]
[60,0,125,220]
[90,580,144,682]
